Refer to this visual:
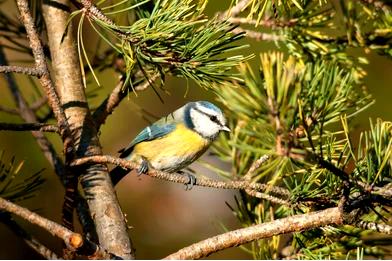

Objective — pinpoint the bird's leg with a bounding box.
[178,171,197,190]
[137,157,149,175]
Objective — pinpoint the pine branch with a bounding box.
[0,122,58,133]
[71,155,290,198]
[0,65,43,76]
[164,207,343,259]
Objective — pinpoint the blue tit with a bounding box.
[110,101,230,186]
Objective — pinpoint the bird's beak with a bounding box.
[221,125,231,132]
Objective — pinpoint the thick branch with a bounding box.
[0,197,82,250]
[164,207,343,259]
[71,155,290,197]
[0,65,43,76]
[0,122,58,133]
[42,0,133,257]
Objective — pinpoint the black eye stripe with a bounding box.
[193,107,222,126]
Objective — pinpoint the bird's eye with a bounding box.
[210,115,218,122]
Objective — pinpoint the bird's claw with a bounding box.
[137,158,149,176]
[184,173,196,191]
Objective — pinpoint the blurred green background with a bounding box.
[0,0,392,259]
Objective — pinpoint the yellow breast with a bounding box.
[130,123,210,171]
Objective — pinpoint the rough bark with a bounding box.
[41,0,133,258]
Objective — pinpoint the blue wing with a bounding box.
[119,122,176,158]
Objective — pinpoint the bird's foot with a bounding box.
[178,171,197,190]
[137,157,149,176]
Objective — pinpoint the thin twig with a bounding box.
[0,197,83,250]
[0,47,65,178]
[71,155,290,197]
[0,105,19,114]
[241,155,290,205]
[0,65,43,76]
[219,0,251,19]
[15,0,74,156]
[164,207,343,259]
[228,17,297,28]
[30,96,48,111]
[0,122,59,133]
[92,73,160,129]
[236,28,284,41]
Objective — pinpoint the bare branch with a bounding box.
[0,122,58,132]
[233,27,284,41]
[92,73,160,129]
[0,197,83,250]
[241,155,290,205]
[164,207,343,259]
[227,17,298,28]
[30,96,48,111]
[0,48,65,178]
[219,0,251,19]
[71,155,290,197]
[0,105,19,115]
[15,0,74,155]
[0,65,43,76]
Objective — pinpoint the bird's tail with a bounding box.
[110,166,132,186]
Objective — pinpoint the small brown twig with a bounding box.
[0,65,43,77]
[71,155,290,197]
[233,28,284,41]
[242,155,291,205]
[92,73,160,129]
[0,47,66,178]
[164,207,343,259]
[0,197,83,250]
[30,96,48,111]
[15,0,74,157]
[0,105,19,115]
[227,17,298,28]
[0,122,59,133]
[219,0,251,19]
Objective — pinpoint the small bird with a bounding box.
[110,101,230,187]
